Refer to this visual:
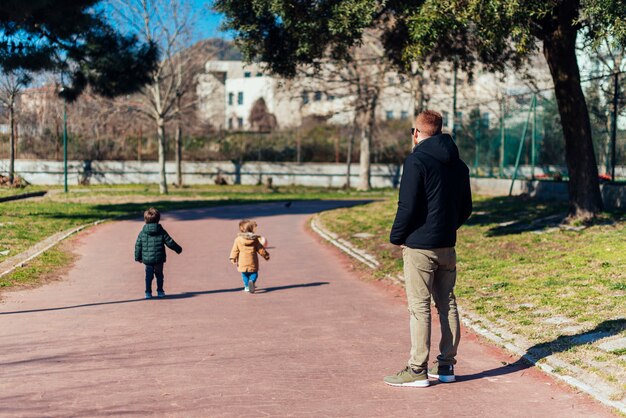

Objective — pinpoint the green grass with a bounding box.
[0,247,73,289]
[318,194,626,397]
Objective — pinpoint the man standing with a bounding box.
[384,110,472,387]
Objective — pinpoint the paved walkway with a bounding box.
[0,201,615,417]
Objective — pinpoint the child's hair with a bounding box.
[144,207,160,224]
[239,219,257,233]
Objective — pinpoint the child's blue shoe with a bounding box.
[157,291,165,298]
[145,292,153,299]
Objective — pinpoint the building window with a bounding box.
[388,76,395,85]
[302,91,309,104]
[314,91,322,101]
[237,117,244,129]
[228,92,234,105]
[442,111,449,127]
[228,118,233,130]
[400,111,409,120]
[256,72,262,77]
[386,110,394,120]
[482,112,490,129]
[244,72,251,78]
[327,94,335,101]
[237,92,244,105]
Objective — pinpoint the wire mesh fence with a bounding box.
[452,71,626,183]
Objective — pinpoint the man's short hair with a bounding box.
[416,110,443,137]
[144,207,160,224]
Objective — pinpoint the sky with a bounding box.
[189,1,230,42]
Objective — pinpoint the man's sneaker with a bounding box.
[383,367,430,387]
[249,280,255,294]
[157,291,165,298]
[244,286,250,292]
[427,363,456,383]
[145,292,153,299]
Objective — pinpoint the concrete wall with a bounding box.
[3,159,402,189]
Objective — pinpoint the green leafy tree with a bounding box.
[0,0,158,101]
[215,0,626,219]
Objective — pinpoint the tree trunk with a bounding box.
[542,14,603,219]
[8,103,15,184]
[175,119,182,187]
[358,96,377,191]
[413,72,425,117]
[157,116,168,194]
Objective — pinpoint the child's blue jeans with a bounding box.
[241,272,258,287]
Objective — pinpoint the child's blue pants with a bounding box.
[241,272,258,287]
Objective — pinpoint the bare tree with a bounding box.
[112,0,198,193]
[0,70,31,184]
[288,30,393,190]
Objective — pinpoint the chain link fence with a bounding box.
[453,72,626,183]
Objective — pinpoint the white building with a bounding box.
[196,60,416,131]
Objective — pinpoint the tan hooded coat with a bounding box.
[229,233,270,272]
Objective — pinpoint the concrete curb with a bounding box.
[0,220,105,280]
[310,215,626,415]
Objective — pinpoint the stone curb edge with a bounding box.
[310,215,626,415]
[0,220,106,280]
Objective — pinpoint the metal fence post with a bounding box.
[63,97,68,193]
[499,97,505,178]
[611,72,619,182]
[530,95,537,180]
[509,94,536,196]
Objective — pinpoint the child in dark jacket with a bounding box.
[135,207,182,299]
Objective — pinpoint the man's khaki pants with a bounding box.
[403,246,461,371]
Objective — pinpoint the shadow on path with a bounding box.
[0,281,330,315]
[456,319,625,382]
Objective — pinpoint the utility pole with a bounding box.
[611,72,619,182]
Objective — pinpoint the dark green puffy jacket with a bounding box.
[134,223,182,264]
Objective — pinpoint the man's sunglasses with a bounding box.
[411,128,420,135]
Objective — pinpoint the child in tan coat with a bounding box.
[229,219,270,294]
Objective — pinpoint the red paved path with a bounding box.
[0,201,615,417]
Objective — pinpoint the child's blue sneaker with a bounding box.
[145,292,153,299]
[157,291,165,298]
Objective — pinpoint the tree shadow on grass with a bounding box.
[455,319,625,383]
[464,195,569,237]
[0,281,330,315]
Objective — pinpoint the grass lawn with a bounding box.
[0,184,391,289]
[319,195,626,398]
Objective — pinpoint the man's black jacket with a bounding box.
[390,133,472,249]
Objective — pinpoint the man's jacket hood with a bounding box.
[415,133,459,165]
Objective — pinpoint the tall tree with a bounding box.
[0,69,30,184]
[215,0,626,220]
[111,0,198,193]
[0,0,158,101]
